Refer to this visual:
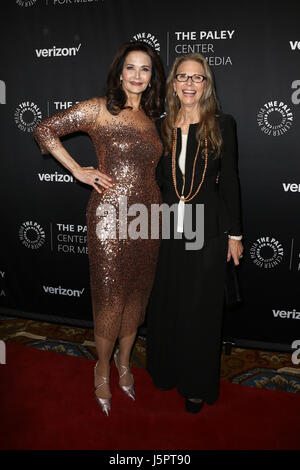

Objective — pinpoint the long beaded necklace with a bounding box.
[171,126,208,203]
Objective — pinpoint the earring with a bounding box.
[148,82,151,88]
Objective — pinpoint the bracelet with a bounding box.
[228,235,243,240]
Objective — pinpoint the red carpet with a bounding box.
[0,342,299,450]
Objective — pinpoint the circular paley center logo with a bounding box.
[19,221,46,249]
[16,0,37,6]
[15,101,42,132]
[130,32,161,52]
[257,100,293,136]
[250,236,284,269]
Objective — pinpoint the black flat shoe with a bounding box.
[155,384,174,391]
[185,398,204,414]
[152,379,174,391]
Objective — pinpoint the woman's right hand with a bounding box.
[72,166,114,194]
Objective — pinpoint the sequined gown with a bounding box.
[33,97,163,341]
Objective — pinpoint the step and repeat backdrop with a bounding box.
[0,0,299,351]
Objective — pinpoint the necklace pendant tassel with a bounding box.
[177,198,185,233]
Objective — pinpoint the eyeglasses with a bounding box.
[175,74,207,83]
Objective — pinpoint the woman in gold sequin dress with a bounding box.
[33,42,165,416]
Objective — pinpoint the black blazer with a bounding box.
[155,114,242,242]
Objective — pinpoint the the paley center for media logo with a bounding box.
[131,32,160,52]
[19,221,46,249]
[250,236,284,269]
[16,0,37,6]
[257,100,293,136]
[15,101,42,132]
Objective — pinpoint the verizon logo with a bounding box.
[35,44,81,58]
[282,183,300,192]
[272,309,300,320]
[38,172,75,183]
[43,285,85,297]
[290,41,300,50]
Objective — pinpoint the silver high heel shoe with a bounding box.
[113,351,135,401]
[94,361,111,416]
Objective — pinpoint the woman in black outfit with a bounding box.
[146,53,243,414]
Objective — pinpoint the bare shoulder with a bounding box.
[95,96,106,108]
[92,96,111,119]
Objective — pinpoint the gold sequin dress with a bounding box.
[33,97,163,341]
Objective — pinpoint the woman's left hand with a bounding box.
[227,239,243,265]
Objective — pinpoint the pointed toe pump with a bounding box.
[114,351,135,401]
[94,362,112,416]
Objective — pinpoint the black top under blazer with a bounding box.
[155,114,243,243]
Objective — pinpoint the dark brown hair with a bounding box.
[105,41,165,120]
